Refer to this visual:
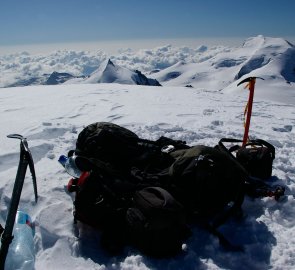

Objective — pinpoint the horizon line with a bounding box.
[1,36,294,56]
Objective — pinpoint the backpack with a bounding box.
[73,122,188,172]
[218,138,284,200]
[67,123,191,255]
[219,138,275,180]
[67,165,191,256]
[168,145,245,216]
[74,122,142,170]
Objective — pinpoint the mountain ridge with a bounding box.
[150,36,295,90]
[1,36,294,90]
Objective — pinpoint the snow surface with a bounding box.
[0,36,295,270]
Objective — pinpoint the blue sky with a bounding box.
[0,0,294,46]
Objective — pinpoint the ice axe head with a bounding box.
[237,76,264,87]
[7,134,38,203]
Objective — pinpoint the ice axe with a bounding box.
[237,77,264,146]
[0,134,37,270]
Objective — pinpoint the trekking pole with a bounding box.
[237,77,264,146]
[0,134,37,270]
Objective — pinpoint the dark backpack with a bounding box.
[67,122,192,255]
[74,122,142,169]
[73,122,188,172]
[168,145,245,216]
[219,138,275,180]
[218,138,285,200]
[68,166,191,256]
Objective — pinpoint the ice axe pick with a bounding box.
[237,76,264,146]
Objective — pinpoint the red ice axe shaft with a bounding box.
[237,77,264,146]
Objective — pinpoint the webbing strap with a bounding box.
[217,139,249,177]
[219,138,275,159]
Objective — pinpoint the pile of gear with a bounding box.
[59,121,285,256]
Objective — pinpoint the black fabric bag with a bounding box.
[236,140,275,180]
[219,138,275,180]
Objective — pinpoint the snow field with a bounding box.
[0,83,294,269]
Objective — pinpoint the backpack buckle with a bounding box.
[161,145,175,153]
[67,178,79,192]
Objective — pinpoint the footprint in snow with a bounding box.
[27,127,69,140]
[272,125,293,132]
[42,122,53,126]
[177,113,199,117]
[111,105,124,111]
[203,109,215,115]
[211,120,223,126]
[107,114,124,121]
[0,143,54,172]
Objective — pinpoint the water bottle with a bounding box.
[58,155,82,178]
[5,210,35,270]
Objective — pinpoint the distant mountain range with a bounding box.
[2,36,294,90]
[7,72,84,88]
[6,59,161,88]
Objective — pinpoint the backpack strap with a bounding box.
[194,201,244,252]
[217,138,249,177]
[136,136,190,153]
[206,180,245,251]
[0,224,4,235]
[205,223,244,252]
[219,138,275,159]
[73,156,136,207]
[243,139,275,159]
[245,177,285,200]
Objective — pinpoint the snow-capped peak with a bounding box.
[235,36,295,81]
[82,59,161,86]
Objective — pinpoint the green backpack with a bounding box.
[168,145,246,216]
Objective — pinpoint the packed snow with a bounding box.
[0,36,295,270]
